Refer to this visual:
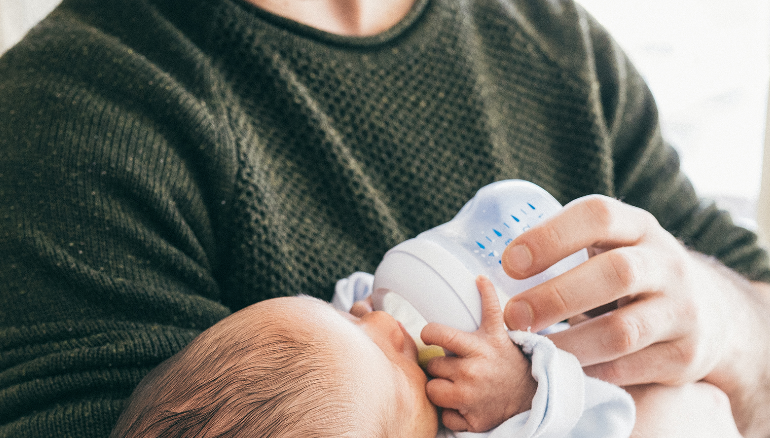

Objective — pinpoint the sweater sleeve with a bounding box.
[500,0,769,280]
[577,3,770,282]
[0,5,236,437]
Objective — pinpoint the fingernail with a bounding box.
[503,245,533,275]
[505,300,534,331]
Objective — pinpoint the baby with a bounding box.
[111,276,634,437]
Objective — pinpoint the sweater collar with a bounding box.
[223,0,431,47]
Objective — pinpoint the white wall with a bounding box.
[579,0,770,229]
[756,90,770,245]
[0,0,61,54]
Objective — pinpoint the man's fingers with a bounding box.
[548,295,679,366]
[501,195,656,279]
[583,340,703,386]
[421,322,480,357]
[504,245,668,332]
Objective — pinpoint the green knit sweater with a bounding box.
[1,0,767,435]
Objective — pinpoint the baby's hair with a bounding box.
[111,300,388,437]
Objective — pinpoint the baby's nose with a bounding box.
[361,310,397,327]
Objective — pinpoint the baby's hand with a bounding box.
[421,276,537,432]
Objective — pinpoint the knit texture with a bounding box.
[1,0,768,435]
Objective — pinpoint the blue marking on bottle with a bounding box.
[511,215,520,222]
[476,241,485,249]
[488,252,495,257]
[528,203,536,210]
[504,222,510,228]
[486,236,493,242]
[493,229,502,237]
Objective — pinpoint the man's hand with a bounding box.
[420,276,537,432]
[500,195,770,435]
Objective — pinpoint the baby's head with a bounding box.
[111,295,438,437]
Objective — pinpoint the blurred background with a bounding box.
[2,0,770,238]
[579,0,770,235]
[0,0,59,51]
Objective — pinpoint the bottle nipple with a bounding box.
[417,341,445,369]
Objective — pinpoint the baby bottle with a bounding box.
[371,180,588,365]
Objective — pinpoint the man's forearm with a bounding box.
[705,277,770,437]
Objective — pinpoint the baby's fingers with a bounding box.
[425,375,466,409]
[424,355,461,380]
[422,322,481,357]
[441,409,472,432]
[476,276,506,332]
